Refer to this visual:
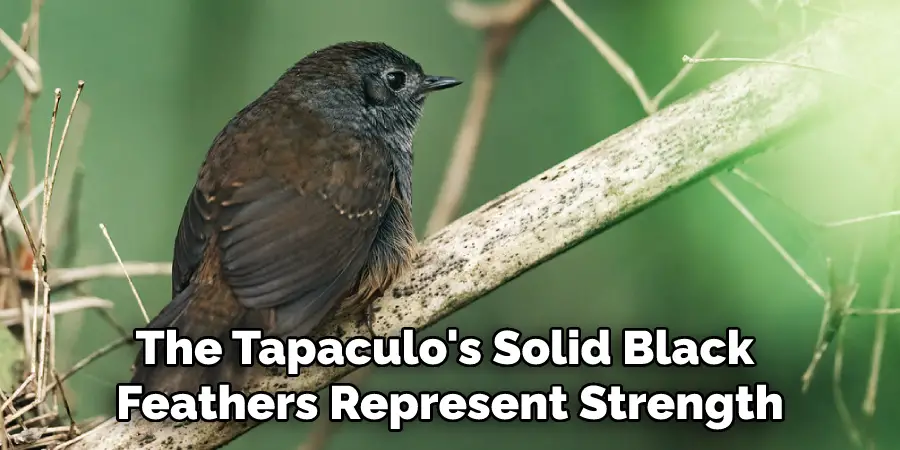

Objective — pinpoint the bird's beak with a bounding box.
[421,75,463,94]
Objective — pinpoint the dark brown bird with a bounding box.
[130,41,462,394]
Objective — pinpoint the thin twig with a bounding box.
[24,0,43,228]
[4,92,34,173]
[548,0,720,116]
[549,0,652,111]
[710,176,827,298]
[825,211,900,228]
[801,258,859,392]
[38,83,85,254]
[3,399,42,426]
[48,336,129,391]
[0,27,41,94]
[0,188,43,252]
[7,412,59,433]
[45,103,89,260]
[52,373,75,438]
[651,31,720,110]
[94,307,132,341]
[0,140,39,262]
[450,0,541,29]
[683,55,887,92]
[2,183,44,228]
[30,89,61,384]
[831,243,863,449]
[732,167,900,234]
[0,378,27,429]
[861,249,896,417]
[0,166,17,225]
[37,81,86,401]
[0,297,112,326]
[47,261,171,286]
[0,0,43,85]
[0,405,6,450]
[44,81,85,233]
[848,308,900,316]
[729,167,815,220]
[0,23,31,84]
[0,374,33,415]
[98,224,149,323]
[0,261,172,287]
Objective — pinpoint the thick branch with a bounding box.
[67,11,898,450]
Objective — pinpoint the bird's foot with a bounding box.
[348,303,379,359]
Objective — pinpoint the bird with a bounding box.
[130,41,462,394]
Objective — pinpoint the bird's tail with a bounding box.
[130,284,267,395]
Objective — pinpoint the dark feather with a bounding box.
[130,40,459,395]
[133,95,396,393]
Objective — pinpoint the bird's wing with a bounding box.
[170,135,394,337]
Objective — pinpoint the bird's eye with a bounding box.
[384,71,406,91]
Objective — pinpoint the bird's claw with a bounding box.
[352,302,379,359]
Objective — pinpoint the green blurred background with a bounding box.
[2,0,900,449]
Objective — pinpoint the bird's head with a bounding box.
[276,41,462,152]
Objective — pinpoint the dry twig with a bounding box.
[711,178,827,298]
[683,55,887,92]
[47,262,171,287]
[0,297,112,327]
[0,27,40,94]
[50,336,130,390]
[98,224,150,324]
[862,260,893,417]
[36,81,86,401]
[832,241,865,448]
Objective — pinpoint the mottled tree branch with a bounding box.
[64,10,900,450]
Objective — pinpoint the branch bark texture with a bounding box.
[68,11,899,450]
